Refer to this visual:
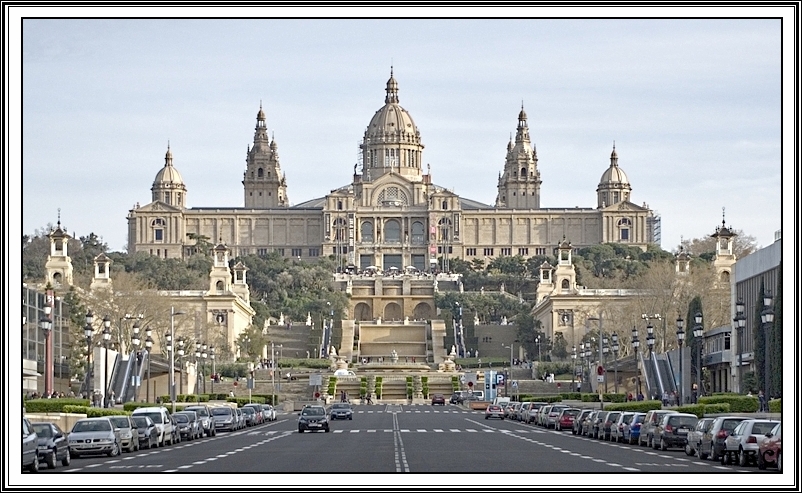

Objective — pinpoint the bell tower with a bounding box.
[44,212,74,288]
[243,103,289,208]
[495,104,542,209]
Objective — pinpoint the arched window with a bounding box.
[561,279,570,289]
[720,271,730,283]
[361,221,374,242]
[442,200,448,210]
[257,168,264,178]
[337,200,343,210]
[521,167,527,177]
[618,218,632,241]
[411,221,425,245]
[216,280,224,292]
[384,219,401,243]
[151,218,166,242]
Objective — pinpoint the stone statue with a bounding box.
[390,349,398,363]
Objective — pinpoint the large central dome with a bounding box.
[360,70,424,182]
[365,71,421,144]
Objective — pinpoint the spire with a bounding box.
[57,208,61,230]
[256,101,266,128]
[165,142,173,166]
[610,142,618,166]
[385,66,399,104]
[515,103,530,143]
[518,101,527,125]
[722,206,726,228]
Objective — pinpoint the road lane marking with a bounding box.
[417,429,427,432]
[350,430,360,433]
[450,429,461,432]
[392,412,410,472]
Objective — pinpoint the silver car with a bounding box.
[722,419,779,466]
[108,415,138,452]
[68,417,121,458]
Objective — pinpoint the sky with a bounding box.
[13,11,793,256]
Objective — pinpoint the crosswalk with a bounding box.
[250,428,544,435]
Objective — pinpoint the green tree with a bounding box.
[753,280,766,394]
[770,263,782,398]
[551,331,568,360]
[685,295,704,391]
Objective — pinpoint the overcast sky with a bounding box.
[14,12,792,255]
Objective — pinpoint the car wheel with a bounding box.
[349,417,352,420]
[698,447,708,460]
[685,444,694,456]
[485,416,489,419]
[325,427,330,433]
[62,448,71,467]
[721,452,729,465]
[28,454,39,473]
[711,449,720,462]
[738,448,749,467]
[660,438,668,451]
[298,427,304,433]
[757,451,766,470]
[46,450,57,469]
[108,442,120,457]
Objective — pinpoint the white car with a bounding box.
[263,405,277,421]
[333,369,356,376]
[722,419,779,466]
[132,406,175,447]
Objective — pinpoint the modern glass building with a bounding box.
[22,283,72,394]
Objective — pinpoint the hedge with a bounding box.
[581,394,600,403]
[123,401,157,412]
[251,394,278,405]
[604,400,663,412]
[675,403,731,418]
[604,393,627,403]
[62,405,130,417]
[559,392,581,401]
[226,396,265,407]
[698,395,758,413]
[768,398,781,413]
[25,398,91,413]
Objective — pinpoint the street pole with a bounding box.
[571,345,576,394]
[611,333,619,395]
[734,299,746,393]
[631,327,641,397]
[84,313,93,396]
[40,289,54,396]
[102,315,112,407]
[145,329,153,403]
[210,346,216,395]
[131,322,141,402]
[676,317,685,405]
[693,313,703,402]
[271,342,276,404]
[761,292,775,401]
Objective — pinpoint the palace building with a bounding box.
[127,71,660,275]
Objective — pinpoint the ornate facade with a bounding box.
[127,71,659,270]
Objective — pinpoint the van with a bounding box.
[333,369,356,376]
[493,396,511,407]
[132,406,174,447]
[467,390,484,400]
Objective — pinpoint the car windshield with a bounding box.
[722,419,745,431]
[73,420,111,432]
[632,414,645,423]
[564,409,579,417]
[173,414,189,423]
[752,422,777,435]
[669,416,697,427]
[187,407,209,417]
[109,417,130,428]
[302,408,325,416]
[132,417,150,427]
[136,412,163,424]
[242,408,255,414]
[32,424,52,437]
[212,408,232,416]
[332,404,351,409]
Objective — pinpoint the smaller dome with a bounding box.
[257,106,265,121]
[153,165,184,187]
[599,165,629,186]
[518,108,527,121]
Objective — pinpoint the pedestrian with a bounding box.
[229,390,235,398]
[637,391,644,401]
[662,391,669,407]
[758,390,766,412]
[627,392,633,402]
[109,390,116,407]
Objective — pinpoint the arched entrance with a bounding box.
[383,302,403,321]
[354,302,372,321]
[413,302,433,320]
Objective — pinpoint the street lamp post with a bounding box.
[676,316,685,405]
[571,345,577,394]
[168,307,186,414]
[602,335,609,394]
[733,299,746,393]
[144,328,153,403]
[502,343,513,397]
[131,322,141,402]
[535,336,541,362]
[631,327,641,397]
[692,313,704,402]
[761,291,775,400]
[102,315,112,407]
[611,333,619,395]
[84,311,94,395]
[177,336,185,396]
[201,343,208,394]
[210,346,216,395]
[646,323,655,398]
[39,294,54,397]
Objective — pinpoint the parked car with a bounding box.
[757,422,782,471]
[236,408,247,429]
[131,415,159,449]
[108,415,139,452]
[653,413,698,451]
[298,405,330,433]
[68,417,121,458]
[722,419,778,466]
[572,409,594,435]
[263,404,277,422]
[581,410,599,437]
[22,418,39,472]
[527,402,548,424]
[132,406,174,446]
[240,406,259,427]
[517,402,532,422]
[173,411,203,440]
[169,414,182,444]
[184,405,216,437]
[505,402,521,420]
[485,405,505,420]
[330,403,354,420]
[431,394,446,405]
[591,411,608,439]
[535,405,552,427]
[210,406,237,432]
[638,410,678,447]
[546,405,569,429]
[242,404,265,424]
[30,421,71,469]
[623,412,647,445]
[600,411,622,441]
[697,416,748,461]
[610,412,634,443]
[685,417,715,456]
[555,408,580,431]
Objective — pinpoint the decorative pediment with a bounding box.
[601,200,646,212]
[134,201,183,213]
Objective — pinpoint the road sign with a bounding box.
[247,378,255,390]
[467,381,474,388]
[597,375,604,383]
[597,365,605,376]
[511,380,518,388]
[496,374,505,386]
[314,392,320,398]
[308,374,323,386]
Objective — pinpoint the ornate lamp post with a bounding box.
[631,326,641,397]
[165,331,173,410]
[144,327,153,403]
[611,332,619,395]
[84,311,94,394]
[210,346,216,395]
[760,291,775,399]
[692,313,704,402]
[601,335,609,394]
[131,321,141,401]
[676,316,685,405]
[733,299,746,392]
[102,315,112,407]
[39,300,53,396]
[571,345,577,393]
[177,336,185,396]
[646,323,655,399]
[200,342,208,394]
[194,341,201,395]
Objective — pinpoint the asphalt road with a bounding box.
[47,404,777,475]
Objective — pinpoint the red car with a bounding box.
[757,423,782,472]
[555,408,580,431]
[431,394,446,405]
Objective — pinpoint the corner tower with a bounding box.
[596,144,631,208]
[359,68,424,182]
[243,103,289,208]
[495,105,542,209]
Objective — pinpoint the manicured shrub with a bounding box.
[603,393,627,403]
[581,394,600,403]
[251,394,278,405]
[226,396,265,407]
[604,400,662,412]
[559,393,581,401]
[85,408,130,417]
[123,401,155,412]
[62,405,89,414]
[25,398,90,413]
[698,395,758,413]
[768,398,781,413]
